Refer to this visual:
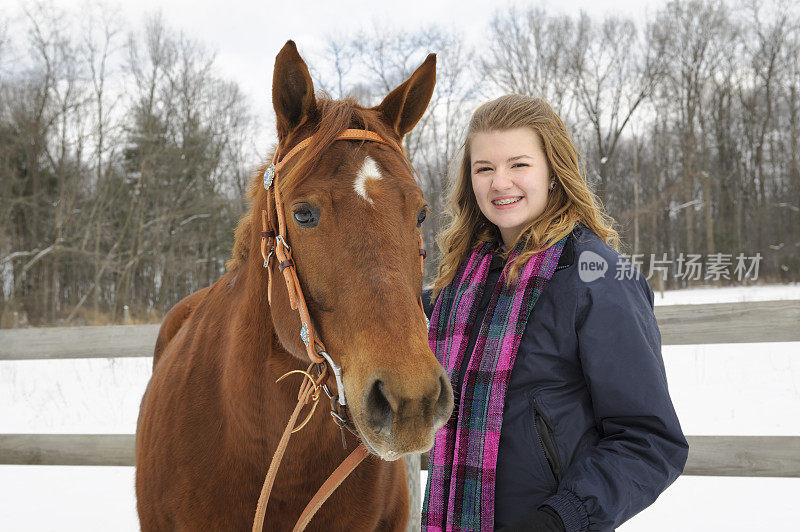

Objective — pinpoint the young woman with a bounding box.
[421,95,688,532]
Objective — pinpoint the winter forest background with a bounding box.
[2,0,799,327]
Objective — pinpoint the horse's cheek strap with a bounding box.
[282,268,298,310]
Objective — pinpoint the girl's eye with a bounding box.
[292,205,319,227]
[417,206,428,226]
[512,163,529,168]
[475,167,491,173]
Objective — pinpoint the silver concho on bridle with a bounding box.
[263,164,275,190]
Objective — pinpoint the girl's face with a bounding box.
[470,127,552,248]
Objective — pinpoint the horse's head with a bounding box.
[263,41,453,459]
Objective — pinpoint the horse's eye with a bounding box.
[293,206,319,227]
[417,207,428,227]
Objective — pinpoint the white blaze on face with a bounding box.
[354,156,382,205]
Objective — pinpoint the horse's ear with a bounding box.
[373,53,436,138]
[272,40,317,140]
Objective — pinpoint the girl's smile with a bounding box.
[491,195,524,208]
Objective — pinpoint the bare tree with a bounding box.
[480,6,579,118]
[567,14,664,204]
[651,0,735,255]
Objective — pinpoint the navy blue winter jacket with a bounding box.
[422,223,688,531]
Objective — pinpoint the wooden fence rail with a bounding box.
[2,301,800,361]
[0,324,160,360]
[0,434,135,467]
[1,434,799,478]
[1,300,799,480]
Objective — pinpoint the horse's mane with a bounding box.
[226,96,397,271]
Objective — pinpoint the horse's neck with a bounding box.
[217,237,371,500]
[222,258,341,452]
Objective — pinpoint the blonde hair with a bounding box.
[432,94,620,299]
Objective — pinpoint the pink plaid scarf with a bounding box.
[422,236,566,531]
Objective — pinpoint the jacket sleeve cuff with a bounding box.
[541,490,589,532]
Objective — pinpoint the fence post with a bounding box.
[405,453,421,531]
[123,305,130,326]
[13,311,18,329]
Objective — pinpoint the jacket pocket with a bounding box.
[533,399,563,484]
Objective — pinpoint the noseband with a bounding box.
[253,129,427,531]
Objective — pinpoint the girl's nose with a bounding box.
[492,170,513,190]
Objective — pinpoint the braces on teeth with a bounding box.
[493,197,522,205]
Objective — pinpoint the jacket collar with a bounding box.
[554,227,577,271]
[490,223,581,272]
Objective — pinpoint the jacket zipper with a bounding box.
[533,401,562,483]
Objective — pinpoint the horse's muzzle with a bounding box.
[359,365,454,456]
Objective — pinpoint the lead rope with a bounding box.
[252,375,316,532]
[292,445,370,532]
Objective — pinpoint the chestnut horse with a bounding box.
[135,41,454,531]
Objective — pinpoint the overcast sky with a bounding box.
[6,0,671,152]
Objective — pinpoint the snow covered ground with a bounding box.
[1,284,799,531]
[652,282,800,306]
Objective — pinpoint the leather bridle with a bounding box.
[252,128,428,532]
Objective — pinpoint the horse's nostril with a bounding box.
[365,378,393,435]
[433,374,454,427]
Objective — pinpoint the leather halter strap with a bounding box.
[253,128,427,531]
[274,129,402,174]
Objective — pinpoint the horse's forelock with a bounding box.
[280,98,398,193]
[227,97,400,271]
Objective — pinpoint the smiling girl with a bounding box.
[421,95,688,531]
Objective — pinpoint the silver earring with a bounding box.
[549,180,555,190]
